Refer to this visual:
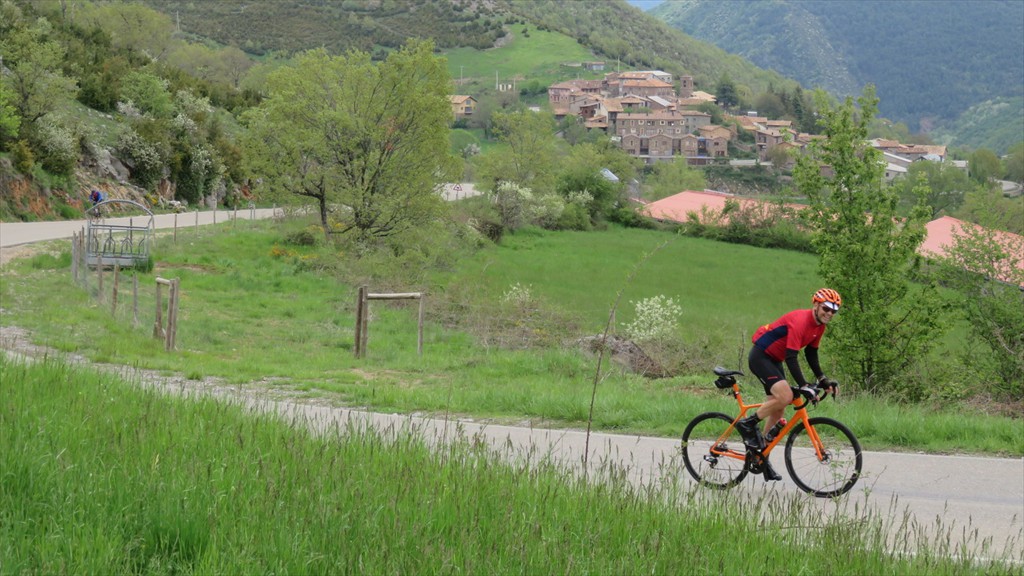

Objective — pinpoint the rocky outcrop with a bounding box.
[577,334,671,379]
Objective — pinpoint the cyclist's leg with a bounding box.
[740,348,790,437]
[759,380,793,430]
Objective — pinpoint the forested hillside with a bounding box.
[141,0,508,56]
[137,0,797,96]
[651,0,1024,153]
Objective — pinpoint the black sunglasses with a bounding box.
[821,305,839,314]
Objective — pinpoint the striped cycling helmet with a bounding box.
[812,288,842,308]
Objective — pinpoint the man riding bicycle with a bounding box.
[736,288,841,481]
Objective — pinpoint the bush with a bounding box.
[556,202,591,231]
[117,130,164,189]
[285,226,322,247]
[12,140,34,174]
[32,120,78,177]
[609,206,656,229]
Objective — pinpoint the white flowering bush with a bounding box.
[33,118,78,176]
[489,181,533,230]
[564,189,594,209]
[116,100,142,119]
[530,193,565,229]
[171,112,198,135]
[117,129,164,188]
[175,90,213,119]
[623,295,682,342]
[501,282,534,307]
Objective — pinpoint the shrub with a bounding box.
[285,226,321,247]
[557,202,591,231]
[12,139,34,174]
[623,295,682,343]
[32,120,78,177]
[117,130,164,189]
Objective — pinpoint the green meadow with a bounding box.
[444,28,602,90]
[0,216,1019,457]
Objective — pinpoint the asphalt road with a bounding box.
[2,208,1022,563]
[0,207,280,248]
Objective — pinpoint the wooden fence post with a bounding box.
[167,278,179,351]
[132,272,139,327]
[111,263,119,315]
[354,288,424,358]
[354,285,367,358]
[154,280,164,339]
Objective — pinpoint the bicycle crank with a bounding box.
[745,449,766,474]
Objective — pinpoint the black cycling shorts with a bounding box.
[748,346,787,396]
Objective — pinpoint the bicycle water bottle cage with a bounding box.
[713,366,743,389]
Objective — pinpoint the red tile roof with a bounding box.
[641,190,803,224]
[920,216,1024,286]
[643,195,1023,286]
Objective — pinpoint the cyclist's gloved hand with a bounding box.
[796,385,819,405]
[816,376,839,397]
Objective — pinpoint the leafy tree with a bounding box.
[644,159,706,201]
[0,84,20,149]
[894,161,971,218]
[715,74,739,108]
[752,91,785,119]
[475,109,559,194]
[794,86,946,393]
[1003,141,1024,184]
[0,16,77,127]
[955,187,1024,235]
[693,101,723,124]
[120,70,174,118]
[555,143,620,220]
[934,216,1024,398]
[78,2,175,63]
[968,148,1002,183]
[243,41,458,241]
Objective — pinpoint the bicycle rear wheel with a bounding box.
[784,417,862,497]
[681,412,748,489]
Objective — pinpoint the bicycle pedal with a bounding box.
[745,450,766,474]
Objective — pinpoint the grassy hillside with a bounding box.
[652,0,1024,152]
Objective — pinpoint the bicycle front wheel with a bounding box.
[784,416,862,498]
[681,412,749,489]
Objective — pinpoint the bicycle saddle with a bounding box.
[713,366,744,377]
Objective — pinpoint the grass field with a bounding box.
[2,355,1012,574]
[444,28,602,92]
[0,215,1019,458]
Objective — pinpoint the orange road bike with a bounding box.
[681,367,863,498]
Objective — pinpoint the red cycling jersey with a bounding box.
[751,308,825,361]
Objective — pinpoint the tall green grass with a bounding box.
[2,355,1013,574]
[0,218,1019,456]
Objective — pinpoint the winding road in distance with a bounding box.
[1,202,1021,563]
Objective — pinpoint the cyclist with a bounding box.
[736,288,841,481]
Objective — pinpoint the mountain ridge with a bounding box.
[650,0,1024,152]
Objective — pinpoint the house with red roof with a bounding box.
[920,216,1024,287]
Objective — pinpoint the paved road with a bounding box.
[2,209,1021,562]
[0,207,280,248]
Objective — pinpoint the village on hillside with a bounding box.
[449,67,1023,286]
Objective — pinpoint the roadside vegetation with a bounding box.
[1,217,1020,457]
[3,355,1017,574]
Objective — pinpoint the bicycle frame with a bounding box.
[713,382,827,463]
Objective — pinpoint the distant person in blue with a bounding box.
[90,189,104,206]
